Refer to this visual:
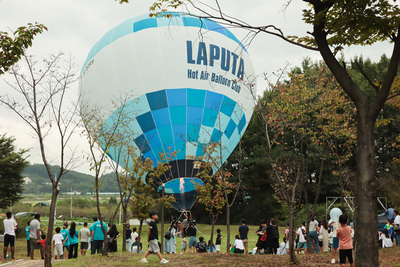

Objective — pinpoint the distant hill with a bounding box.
[23,164,119,195]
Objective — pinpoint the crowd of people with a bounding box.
[3,208,400,265]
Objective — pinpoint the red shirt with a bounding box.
[39,239,46,250]
[336,226,352,250]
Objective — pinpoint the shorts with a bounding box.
[188,236,197,247]
[4,234,15,247]
[54,243,63,256]
[339,249,354,264]
[241,239,248,250]
[181,243,186,250]
[298,242,307,249]
[235,248,244,253]
[81,242,88,250]
[216,245,221,252]
[332,237,339,248]
[147,239,160,253]
[319,241,323,247]
[30,238,43,250]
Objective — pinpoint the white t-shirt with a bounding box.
[3,218,17,236]
[297,227,306,243]
[329,219,340,237]
[379,234,393,248]
[53,233,64,245]
[233,239,244,250]
[394,215,400,226]
[309,220,318,232]
[131,232,138,242]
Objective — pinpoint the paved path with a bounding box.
[0,259,43,267]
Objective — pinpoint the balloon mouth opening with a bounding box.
[157,178,204,194]
[145,159,212,189]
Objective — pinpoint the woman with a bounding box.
[68,222,79,259]
[319,218,329,252]
[126,223,132,252]
[379,229,393,248]
[164,222,179,254]
[255,220,267,254]
[308,215,320,254]
[232,235,244,253]
[266,218,279,254]
[394,209,400,246]
[107,224,120,252]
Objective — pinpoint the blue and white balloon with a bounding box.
[79,12,256,211]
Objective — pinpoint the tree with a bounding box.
[0,23,47,74]
[194,143,228,249]
[0,52,80,267]
[132,1,400,265]
[0,133,29,208]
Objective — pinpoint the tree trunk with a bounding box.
[210,214,217,249]
[44,185,59,267]
[122,206,127,251]
[354,103,379,266]
[137,220,143,254]
[95,176,108,256]
[226,206,230,253]
[288,201,298,264]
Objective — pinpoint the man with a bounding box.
[3,212,18,260]
[182,213,188,237]
[140,211,169,264]
[79,222,90,255]
[29,214,44,260]
[186,219,197,253]
[296,221,307,254]
[238,218,249,254]
[90,217,107,254]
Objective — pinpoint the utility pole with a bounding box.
[161,183,165,254]
[70,186,72,218]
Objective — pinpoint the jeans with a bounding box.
[91,240,103,255]
[126,238,132,252]
[308,230,319,254]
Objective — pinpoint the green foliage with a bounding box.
[0,23,47,74]
[0,134,30,208]
[109,196,118,204]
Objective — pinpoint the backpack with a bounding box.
[272,225,279,240]
[198,242,207,252]
[164,228,171,240]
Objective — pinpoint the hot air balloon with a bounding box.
[79,12,256,211]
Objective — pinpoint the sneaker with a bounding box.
[160,259,169,264]
[140,258,148,263]
[12,258,15,260]
[331,259,335,264]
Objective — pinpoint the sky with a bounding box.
[0,0,393,175]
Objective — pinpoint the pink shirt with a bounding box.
[336,226,352,250]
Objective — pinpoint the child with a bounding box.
[379,229,393,248]
[180,235,187,254]
[277,237,288,255]
[140,211,169,264]
[39,234,46,253]
[53,227,64,259]
[336,214,355,267]
[387,219,397,246]
[215,229,222,253]
[207,239,215,253]
[196,237,207,253]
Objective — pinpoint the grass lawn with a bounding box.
[2,222,400,266]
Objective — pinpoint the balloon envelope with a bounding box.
[79,12,256,210]
[330,208,343,223]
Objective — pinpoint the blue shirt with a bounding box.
[60,229,70,246]
[91,221,108,241]
[25,226,30,241]
[68,229,79,245]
